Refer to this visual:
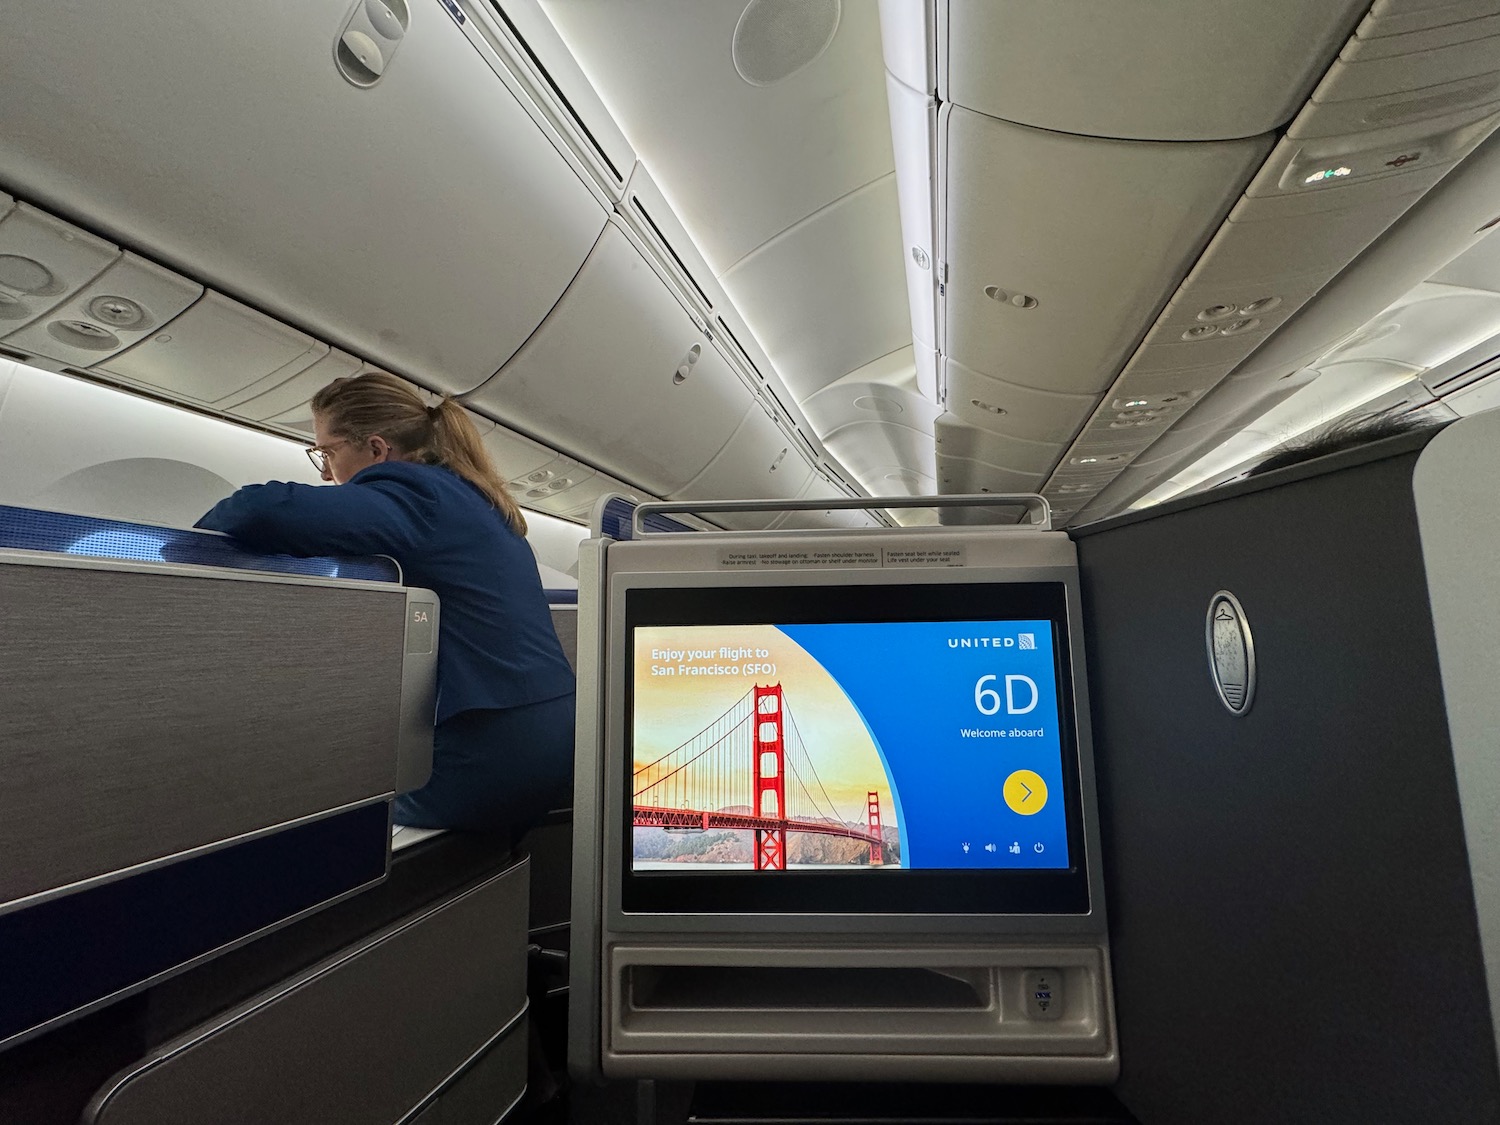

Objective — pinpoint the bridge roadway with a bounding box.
[633,805,883,849]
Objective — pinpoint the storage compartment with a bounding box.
[671,406,817,531]
[628,965,987,1012]
[944,360,1097,444]
[943,106,1270,396]
[0,0,608,393]
[607,947,1111,1069]
[944,0,1367,140]
[934,415,1063,477]
[720,175,910,403]
[465,222,751,497]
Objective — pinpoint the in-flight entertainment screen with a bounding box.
[620,582,1090,915]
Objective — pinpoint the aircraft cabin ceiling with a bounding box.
[0,0,1499,530]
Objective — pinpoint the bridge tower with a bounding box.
[867,790,884,866]
[753,683,787,871]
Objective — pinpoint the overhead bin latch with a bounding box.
[335,0,411,88]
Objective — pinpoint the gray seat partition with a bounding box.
[0,527,438,1048]
[1074,412,1500,1123]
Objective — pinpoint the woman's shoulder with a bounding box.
[353,461,468,497]
[356,463,513,527]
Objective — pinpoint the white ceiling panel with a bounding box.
[822,421,936,496]
[944,0,1367,141]
[944,106,1270,395]
[0,361,321,528]
[799,364,940,438]
[720,175,910,402]
[0,0,607,394]
[540,0,894,273]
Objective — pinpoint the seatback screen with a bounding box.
[633,620,1068,872]
[620,582,1090,915]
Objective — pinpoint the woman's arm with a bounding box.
[196,478,422,558]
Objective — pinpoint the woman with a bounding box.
[197,372,576,838]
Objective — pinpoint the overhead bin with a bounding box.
[943,359,1096,445]
[463,221,753,497]
[458,0,636,200]
[94,292,327,408]
[720,174,911,403]
[770,478,882,530]
[885,74,939,367]
[943,106,1270,397]
[671,404,817,531]
[1043,23,1500,518]
[943,0,1368,141]
[1366,0,1500,38]
[0,0,608,394]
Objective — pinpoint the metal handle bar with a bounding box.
[630,493,1052,537]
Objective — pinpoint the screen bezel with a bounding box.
[620,581,1090,915]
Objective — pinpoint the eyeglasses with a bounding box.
[306,439,350,474]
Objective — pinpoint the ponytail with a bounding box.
[311,372,528,535]
[426,396,528,534]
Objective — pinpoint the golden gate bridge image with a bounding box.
[633,683,893,870]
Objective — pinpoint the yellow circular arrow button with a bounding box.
[1003,769,1048,816]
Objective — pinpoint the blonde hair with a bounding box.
[311,372,527,535]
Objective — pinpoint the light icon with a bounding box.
[961,841,971,854]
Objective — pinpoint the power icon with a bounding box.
[1003,770,1048,815]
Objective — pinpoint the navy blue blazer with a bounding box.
[197,461,575,724]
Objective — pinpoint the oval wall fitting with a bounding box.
[732,0,841,87]
[1206,591,1256,716]
[335,0,410,87]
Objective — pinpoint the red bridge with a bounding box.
[634,683,889,870]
